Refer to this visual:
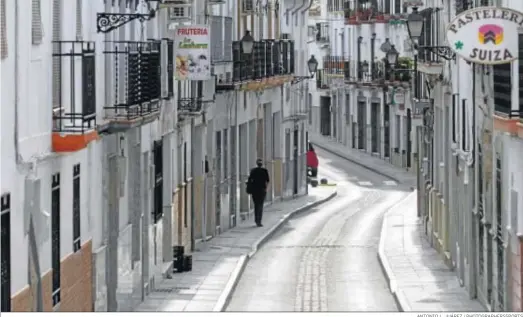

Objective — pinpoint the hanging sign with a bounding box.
[446,7,523,65]
[174,25,211,80]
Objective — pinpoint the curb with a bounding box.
[377,191,417,312]
[212,190,338,312]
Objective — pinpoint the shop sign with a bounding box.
[446,7,523,65]
[174,25,211,80]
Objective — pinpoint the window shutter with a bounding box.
[76,0,82,40]
[32,0,43,45]
[52,0,62,109]
[1,0,7,59]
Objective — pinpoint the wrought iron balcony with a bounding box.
[345,59,412,88]
[345,6,390,25]
[323,56,347,78]
[315,23,330,43]
[344,61,351,81]
[220,39,295,89]
[316,70,329,90]
[52,41,97,133]
[103,40,161,120]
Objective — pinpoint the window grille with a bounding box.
[32,0,43,45]
[52,0,62,109]
[76,0,83,40]
[1,0,7,59]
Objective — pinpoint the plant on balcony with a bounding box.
[395,57,413,82]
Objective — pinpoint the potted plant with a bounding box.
[395,57,413,82]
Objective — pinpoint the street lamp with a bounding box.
[307,55,319,75]
[386,45,399,67]
[241,30,254,54]
[406,7,455,61]
[380,38,392,53]
[406,7,424,41]
[292,55,319,84]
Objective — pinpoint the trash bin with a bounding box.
[183,254,193,272]
[173,246,184,273]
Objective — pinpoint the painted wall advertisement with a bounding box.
[174,25,211,80]
[446,7,523,65]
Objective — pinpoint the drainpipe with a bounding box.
[14,1,43,310]
[14,0,20,166]
[285,0,298,22]
[292,0,307,16]
[301,0,314,13]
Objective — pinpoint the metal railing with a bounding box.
[52,40,96,133]
[315,23,329,43]
[231,39,294,83]
[323,56,347,77]
[345,60,412,84]
[103,40,161,120]
[316,70,329,89]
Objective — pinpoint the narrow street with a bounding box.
[226,148,412,311]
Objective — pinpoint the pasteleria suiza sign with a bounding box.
[446,6,523,64]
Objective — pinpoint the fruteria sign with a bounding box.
[174,25,211,80]
[446,6,523,65]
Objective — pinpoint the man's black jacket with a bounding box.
[248,167,270,194]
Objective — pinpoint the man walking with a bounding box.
[247,159,270,227]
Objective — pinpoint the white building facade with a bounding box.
[308,0,417,169]
[1,0,311,312]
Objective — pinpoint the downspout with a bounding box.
[14,0,20,166]
[292,0,307,16]
[301,0,314,13]
[285,0,298,22]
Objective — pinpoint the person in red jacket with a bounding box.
[307,142,319,178]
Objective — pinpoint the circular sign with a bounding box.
[446,6,523,65]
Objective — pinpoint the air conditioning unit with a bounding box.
[167,5,192,21]
[241,0,254,14]
[161,0,192,6]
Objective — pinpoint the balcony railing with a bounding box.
[316,70,329,89]
[316,23,329,43]
[52,41,96,133]
[230,39,294,84]
[103,41,161,120]
[323,56,347,77]
[345,60,412,87]
[345,6,390,25]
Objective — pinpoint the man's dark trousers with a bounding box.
[252,192,266,225]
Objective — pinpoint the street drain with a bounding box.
[154,286,191,293]
[418,298,441,303]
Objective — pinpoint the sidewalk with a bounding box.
[134,187,337,312]
[309,133,416,187]
[309,135,484,311]
[380,193,485,312]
